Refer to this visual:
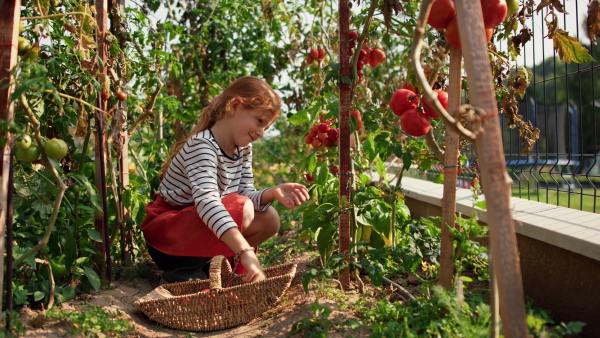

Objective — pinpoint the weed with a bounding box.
[44,304,134,337]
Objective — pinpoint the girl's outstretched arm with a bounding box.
[262,183,310,209]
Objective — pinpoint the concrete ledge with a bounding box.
[400,177,600,262]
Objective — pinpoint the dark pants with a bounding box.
[147,244,211,283]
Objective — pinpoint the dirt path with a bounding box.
[16,253,375,337]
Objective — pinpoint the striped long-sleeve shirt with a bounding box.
[157,129,271,239]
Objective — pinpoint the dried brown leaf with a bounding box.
[588,0,600,45]
[382,0,403,28]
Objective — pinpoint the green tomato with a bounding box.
[15,144,40,162]
[44,138,68,160]
[15,134,32,150]
[507,0,519,17]
[17,37,30,56]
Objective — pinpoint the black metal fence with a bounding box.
[408,0,600,214]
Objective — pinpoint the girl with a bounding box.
[141,76,310,284]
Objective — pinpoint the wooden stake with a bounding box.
[454,0,527,335]
[0,0,21,318]
[439,47,463,290]
[338,0,351,290]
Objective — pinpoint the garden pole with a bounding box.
[438,46,462,291]
[338,0,351,290]
[111,0,134,263]
[454,0,527,335]
[0,0,21,318]
[95,0,112,281]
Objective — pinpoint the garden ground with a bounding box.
[14,230,427,337]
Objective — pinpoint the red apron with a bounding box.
[141,193,250,274]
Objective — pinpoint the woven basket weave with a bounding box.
[134,255,297,332]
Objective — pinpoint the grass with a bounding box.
[511,186,599,214]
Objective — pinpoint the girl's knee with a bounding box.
[242,198,255,227]
[263,206,280,235]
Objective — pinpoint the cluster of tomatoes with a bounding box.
[305,117,340,150]
[14,134,69,163]
[427,0,513,49]
[390,86,449,138]
[347,31,386,80]
[305,48,327,70]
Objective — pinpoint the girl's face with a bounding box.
[231,105,276,148]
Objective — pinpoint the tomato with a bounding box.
[16,144,40,162]
[128,162,139,175]
[305,173,314,182]
[481,0,508,29]
[309,49,318,59]
[117,91,127,101]
[326,128,339,140]
[445,16,493,49]
[310,60,319,69]
[422,90,449,119]
[427,0,456,30]
[402,82,419,94]
[317,132,327,142]
[323,138,333,147]
[369,58,379,68]
[311,138,322,149]
[318,122,329,133]
[44,138,68,160]
[349,30,358,40]
[100,89,111,100]
[330,165,339,174]
[15,134,32,150]
[349,110,363,131]
[305,134,314,145]
[370,48,386,63]
[18,37,30,55]
[400,109,431,137]
[390,89,420,117]
[506,0,519,17]
[317,48,326,61]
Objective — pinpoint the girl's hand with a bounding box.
[240,250,266,283]
[270,183,310,210]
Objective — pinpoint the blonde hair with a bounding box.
[159,76,281,180]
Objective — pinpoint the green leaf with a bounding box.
[67,171,102,214]
[363,135,377,162]
[86,229,103,242]
[307,152,317,174]
[552,31,596,63]
[64,230,77,275]
[433,173,444,184]
[460,276,473,283]
[54,286,76,304]
[84,266,101,291]
[315,161,329,186]
[34,291,46,302]
[474,200,487,210]
[286,110,309,126]
[375,157,386,182]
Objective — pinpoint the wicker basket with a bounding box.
[134,255,297,332]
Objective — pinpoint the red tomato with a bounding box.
[311,138,322,149]
[309,49,318,59]
[317,48,326,60]
[422,90,449,119]
[323,138,333,147]
[481,0,508,29]
[400,109,431,137]
[350,110,363,130]
[318,122,329,133]
[402,82,420,94]
[370,48,386,63]
[305,173,314,182]
[349,30,358,40]
[305,134,314,145]
[390,89,420,117]
[117,91,127,101]
[445,16,493,49]
[327,128,339,140]
[361,45,371,64]
[427,0,456,30]
[369,58,380,68]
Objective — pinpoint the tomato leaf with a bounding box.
[86,229,103,242]
[552,30,595,63]
[83,266,101,291]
